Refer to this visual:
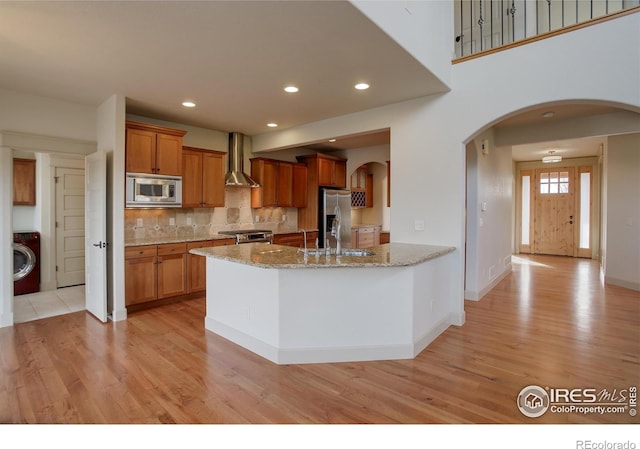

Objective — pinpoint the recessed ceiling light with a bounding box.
[284,86,299,93]
[329,139,336,143]
[182,101,196,108]
[267,123,278,128]
[355,83,370,90]
[542,111,555,118]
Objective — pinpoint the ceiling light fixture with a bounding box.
[267,123,278,128]
[354,83,370,90]
[182,101,196,108]
[542,150,562,163]
[329,139,336,143]
[542,111,555,118]
[284,86,299,93]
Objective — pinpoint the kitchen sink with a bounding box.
[297,248,375,257]
[340,249,375,257]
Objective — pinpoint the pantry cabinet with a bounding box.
[182,147,226,208]
[125,121,186,176]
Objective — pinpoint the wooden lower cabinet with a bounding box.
[125,243,187,306]
[125,245,157,306]
[186,238,235,294]
[351,225,381,249]
[273,231,318,248]
[157,243,187,299]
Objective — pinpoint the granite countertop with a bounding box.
[351,223,383,229]
[124,227,319,247]
[189,242,455,269]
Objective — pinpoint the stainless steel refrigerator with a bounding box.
[319,188,351,250]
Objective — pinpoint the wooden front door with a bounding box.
[533,167,575,256]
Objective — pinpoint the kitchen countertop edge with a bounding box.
[124,228,320,247]
[190,242,455,269]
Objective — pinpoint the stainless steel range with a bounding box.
[218,229,274,244]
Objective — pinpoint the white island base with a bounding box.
[200,243,463,365]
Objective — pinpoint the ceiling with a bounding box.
[0,2,634,158]
[0,1,447,137]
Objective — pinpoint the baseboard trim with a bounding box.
[205,316,454,365]
[465,265,512,301]
[604,276,640,292]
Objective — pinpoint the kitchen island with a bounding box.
[190,242,463,364]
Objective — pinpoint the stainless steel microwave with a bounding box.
[126,173,182,208]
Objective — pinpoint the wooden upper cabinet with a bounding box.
[277,162,293,207]
[13,158,36,206]
[201,151,225,207]
[251,158,306,208]
[251,158,278,207]
[298,153,347,189]
[125,121,186,176]
[292,163,307,208]
[182,147,225,208]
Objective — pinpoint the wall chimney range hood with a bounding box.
[225,132,260,187]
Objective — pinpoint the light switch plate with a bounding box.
[415,220,425,231]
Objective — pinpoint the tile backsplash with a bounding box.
[125,187,298,241]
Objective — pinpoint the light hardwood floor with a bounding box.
[0,254,638,424]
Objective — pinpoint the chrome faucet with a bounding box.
[330,205,341,256]
[301,229,307,255]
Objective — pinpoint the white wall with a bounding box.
[0,90,97,327]
[604,133,640,290]
[465,131,513,300]
[253,10,640,318]
[351,0,453,88]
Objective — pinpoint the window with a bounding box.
[579,172,591,249]
[540,171,569,194]
[521,175,530,245]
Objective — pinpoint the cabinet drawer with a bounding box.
[158,243,187,256]
[358,232,375,247]
[213,238,236,247]
[125,245,157,259]
[187,240,216,251]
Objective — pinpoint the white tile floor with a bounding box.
[13,285,86,323]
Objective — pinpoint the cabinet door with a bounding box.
[251,159,278,207]
[126,128,155,173]
[317,158,335,186]
[202,152,225,207]
[155,133,182,176]
[351,229,358,248]
[277,162,293,207]
[334,160,347,188]
[358,227,375,248]
[187,241,215,293]
[365,173,374,208]
[13,158,36,205]
[292,163,307,208]
[182,149,203,207]
[157,253,187,299]
[125,256,157,305]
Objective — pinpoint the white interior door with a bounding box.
[85,151,108,322]
[56,167,86,287]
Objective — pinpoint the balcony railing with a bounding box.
[454,0,640,59]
